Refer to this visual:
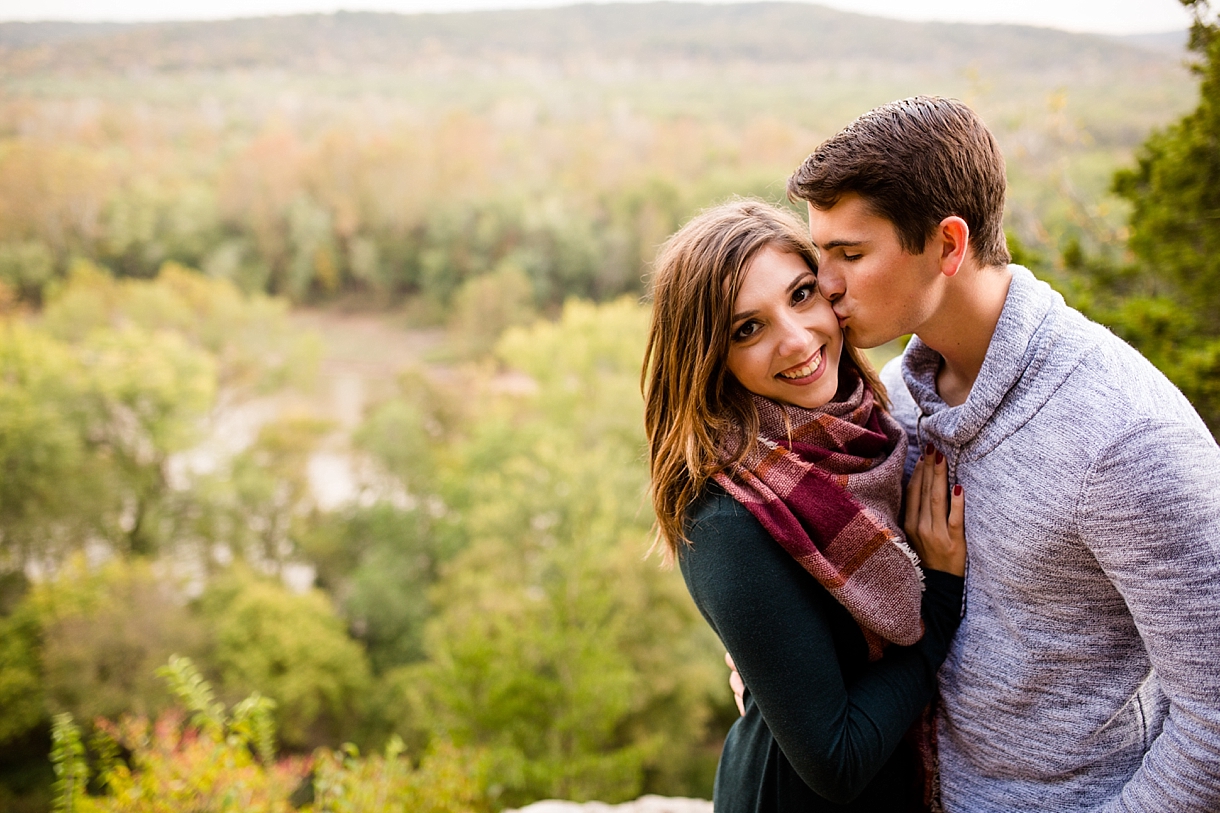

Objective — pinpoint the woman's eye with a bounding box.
[733,321,761,341]
[792,282,817,304]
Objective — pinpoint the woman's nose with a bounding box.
[775,315,810,357]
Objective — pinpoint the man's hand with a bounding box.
[726,651,746,717]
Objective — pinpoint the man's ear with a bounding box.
[938,216,969,278]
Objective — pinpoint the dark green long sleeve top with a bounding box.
[679,484,965,812]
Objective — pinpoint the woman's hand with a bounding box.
[726,651,746,717]
[902,445,966,576]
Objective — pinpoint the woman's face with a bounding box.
[725,246,843,410]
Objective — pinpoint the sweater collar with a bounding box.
[900,265,1092,454]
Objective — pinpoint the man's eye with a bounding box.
[843,253,862,262]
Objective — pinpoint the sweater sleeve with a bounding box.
[680,489,964,805]
[1079,419,1220,813]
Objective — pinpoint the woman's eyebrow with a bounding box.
[732,271,812,324]
[786,271,813,292]
[730,307,757,325]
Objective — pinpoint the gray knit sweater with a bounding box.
[880,265,1220,812]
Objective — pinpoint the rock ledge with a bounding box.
[507,795,712,813]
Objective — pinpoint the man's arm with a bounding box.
[1080,418,1220,813]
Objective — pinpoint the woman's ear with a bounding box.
[937,216,970,278]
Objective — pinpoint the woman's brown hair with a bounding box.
[642,199,887,563]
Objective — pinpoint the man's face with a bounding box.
[806,194,943,349]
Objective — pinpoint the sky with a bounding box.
[0,0,1195,35]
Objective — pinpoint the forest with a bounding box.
[1,1,1218,810]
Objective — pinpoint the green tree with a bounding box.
[0,241,54,301]
[302,502,445,674]
[446,262,537,361]
[0,558,210,750]
[80,322,216,556]
[0,603,43,747]
[40,260,318,395]
[195,569,373,751]
[100,180,224,279]
[208,415,332,572]
[0,323,112,568]
[1,262,321,570]
[33,559,209,730]
[353,367,463,497]
[1108,0,1220,432]
[0,306,216,562]
[401,300,725,806]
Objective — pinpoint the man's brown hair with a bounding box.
[787,96,1011,268]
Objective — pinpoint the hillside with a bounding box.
[0,2,1183,79]
[0,1,1196,300]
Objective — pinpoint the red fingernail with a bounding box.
[925,443,934,456]
[953,484,963,496]
[935,451,944,464]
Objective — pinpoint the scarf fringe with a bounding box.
[893,536,927,592]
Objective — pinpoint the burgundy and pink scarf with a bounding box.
[714,375,924,660]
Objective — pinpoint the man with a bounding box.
[782,96,1220,811]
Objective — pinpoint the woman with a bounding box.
[642,200,966,811]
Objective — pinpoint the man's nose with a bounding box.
[817,268,844,302]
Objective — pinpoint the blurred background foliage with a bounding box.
[0,3,1198,312]
[1,0,1218,810]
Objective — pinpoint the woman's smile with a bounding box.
[776,347,826,382]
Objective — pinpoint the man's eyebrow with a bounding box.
[819,239,864,250]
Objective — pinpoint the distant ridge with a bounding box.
[1114,29,1190,53]
[0,20,146,48]
[0,2,1182,77]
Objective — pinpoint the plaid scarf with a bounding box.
[714,375,924,660]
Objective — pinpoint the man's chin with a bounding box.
[844,326,884,350]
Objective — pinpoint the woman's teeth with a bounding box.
[777,349,822,379]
